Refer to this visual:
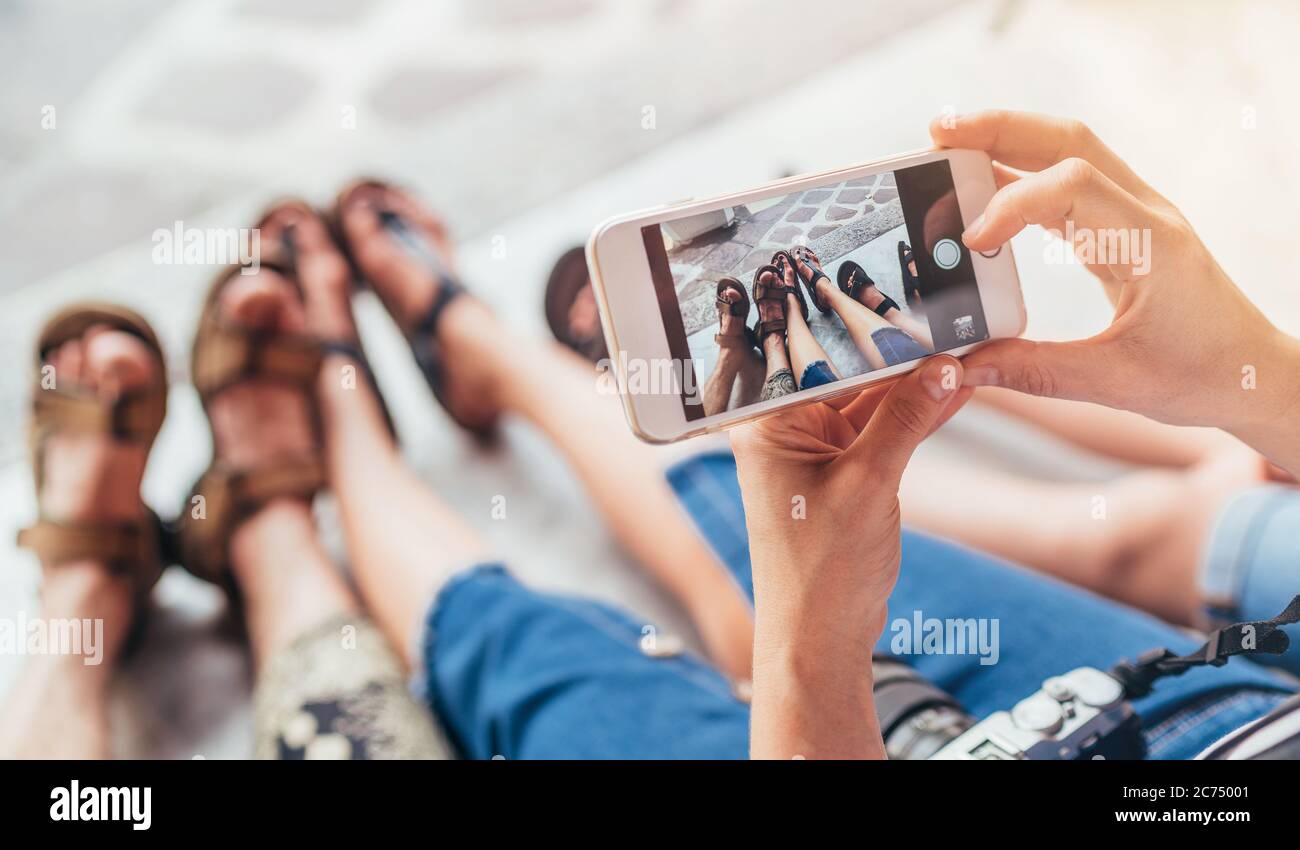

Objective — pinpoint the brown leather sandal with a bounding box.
[16,304,170,603]
[256,198,399,441]
[714,277,757,350]
[176,261,329,589]
[750,265,790,342]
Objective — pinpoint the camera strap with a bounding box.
[1109,595,1300,699]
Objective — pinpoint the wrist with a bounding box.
[1227,329,1300,474]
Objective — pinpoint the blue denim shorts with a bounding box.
[872,326,929,366]
[799,360,836,389]
[418,451,1295,759]
[1200,484,1300,671]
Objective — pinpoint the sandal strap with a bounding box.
[193,323,324,402]
[177,458,326,584]
[32,386,164,444]
[17,510,165,588]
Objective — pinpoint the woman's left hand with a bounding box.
[732,355,969,758]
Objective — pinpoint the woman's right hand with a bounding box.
[933,110,1300,474]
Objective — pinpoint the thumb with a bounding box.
[959,337,1109,402]
[843,355,963,481]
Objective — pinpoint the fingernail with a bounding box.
[962,214,985,243]
[962,365,1000,387]
[923,359,957,401]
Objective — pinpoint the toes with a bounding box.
[81,327,157,396]
[219,270,307,335]
[385,186,450,247]
[52,338,86,389]
[261,203,332,252]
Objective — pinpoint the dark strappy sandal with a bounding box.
[750,265,790,342]
[176,262,330,594]
[837,260,899,317]
[714,276,757,351]
[769,251,812,319]
[256,199,399,441]
[544,245,608,364]
[789,246,834,315]
[898,241,923,310]
[328,179,495,440]
[16,304,170,612]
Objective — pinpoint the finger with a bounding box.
[959,337,1129,409]
[836,380,894,430]
[841,356,964,482]
[962,158,1158,283]
[992,161,1021,189]
[929,110,1165,205]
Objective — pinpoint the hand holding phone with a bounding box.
[587,148,1024,443]
[942,111,1300,477]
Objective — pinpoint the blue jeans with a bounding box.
[1200,484,1300,671]
[798,360,836,389]
[872,326,930,366]
[418,451,1295,759]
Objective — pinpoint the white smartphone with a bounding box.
[586,147,1025,443]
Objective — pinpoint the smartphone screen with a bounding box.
[640,159,989,421]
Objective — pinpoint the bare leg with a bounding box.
[899,441,1273,625]
[329,190,755,680]
[701,288,752,416]
[822,284,890,370]
[849,281,934,350]
[0,328,153,758]
[973,388,1246,469]
[782,293,840,386]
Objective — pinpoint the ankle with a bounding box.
[38,562,134,670]
[229,499,319,586]
[437,298,509,406]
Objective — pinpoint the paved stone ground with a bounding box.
[4,0,1300,758]
[671,172,911,394]
[672,173,902,338]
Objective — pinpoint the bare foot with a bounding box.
[716,287,746,341]
[335,183,501,429]
[1083,443,1279,625]
[753,268,786,345]
[35,326,160,659]
[197,267,330,608]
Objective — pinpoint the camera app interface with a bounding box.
[640,159,989,421]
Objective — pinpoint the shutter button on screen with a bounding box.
[933,238,962,270]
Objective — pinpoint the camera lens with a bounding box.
[872,655,976,760]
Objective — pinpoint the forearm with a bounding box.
[751,619,886,759]
[747,537,889,759]
[1227,330,1300,477]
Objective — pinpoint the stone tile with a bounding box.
[813,201,905,260]
[785,206,818,223]
[741,248,773,273]
[701,241,751,274]
[747,201,792,223]
[808,224,840,241]
[826,205,857,222]
[836,188,868,204]
[767,224,804,244]
[873,186,899,203]
[136,57,313,132]
[732,218,773,244]
[844,176,877,188]
[801,189,832,204]
[234,0,373,25]
[369,65,526,124]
